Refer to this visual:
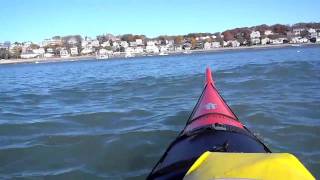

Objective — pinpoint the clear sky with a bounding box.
[1,0,319,43]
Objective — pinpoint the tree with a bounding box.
[205,38,213,43]
[158,36,167,45]
[10,46,22,58]
[191,37,197,49]
[174,36,183,45]
[300,30,309,38]
[121,34,135,42]
[271,24,289,35]
[30,43,40,49]
[222,31,235,41]
[0,48,10,59]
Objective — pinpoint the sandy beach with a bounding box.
[1,43,318,65]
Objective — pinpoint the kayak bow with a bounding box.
[147,67,314,180]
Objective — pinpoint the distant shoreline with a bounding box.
[1,43,319,65]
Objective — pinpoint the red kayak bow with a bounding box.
[147,67,270,180]
[184,67,244,133]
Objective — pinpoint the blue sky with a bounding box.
[1,0,319,43]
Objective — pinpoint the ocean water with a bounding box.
[0,46,319,179]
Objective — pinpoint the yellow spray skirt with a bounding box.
[184,152,315,180]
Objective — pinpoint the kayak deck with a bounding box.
[147,67,270,179]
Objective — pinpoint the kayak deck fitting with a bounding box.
[147,67,314,180]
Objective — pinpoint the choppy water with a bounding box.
[0,46,319,179]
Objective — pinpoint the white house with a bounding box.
[44,53,54,58]
[81,47,94,55]
[270,38,285,44]
[20,52,39,59]
[308,28,317,38]
[101,41,111,47]
[112,41,119,48]
[229,40,240,47]
[136,39,143,46]
[175,45,183,51]
[129,41,137,47]
[134,47,144,54]
[290,37,309,44]
[147,41,156,46]
[46,48,54,53]
[120,41,129,48]
[159,45,168,53]
[70,47,78,56]
[293,28,305,36]
[81,40,89,48]
[60,49,70,58]
[223,41,228,47]
[250,31,261,39]
[167,40,175,46]
[91,40,100,47]
[146,44,159,53]
[67,37,78,45]
[211,42,221,48]
[250,31,261,45]
[204,42,211,50]
[261,38,270,45]
[199,36,211,40]
[125,47,135,53]
[33,48,45,55]
[264,30,273,36]
[42,38,62,47]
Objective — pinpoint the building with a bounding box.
[230,40,240,47]
[70,47,78,56]
[211,42,221,48]
[134,47,144,54]
[159,45,168,53]
[261,38,270,45]
[291,37,308,44]
[250,31,261,39]
[167,40,174,46]
[175,45,183,51]
[147,41,156,46]
[120,41,129,48]
[204,42,211,50]
[67,37,78,45]
[91,39,100,47]
[129,41,137,47]
[81,47,94,55]
[223,41,228,47]
[264,30,273,36]
[112,41,119,48]
[146,44,159,53]
[33,48,45,55]
[42,38,63,47]
[60,49,70,58]
[293,28,305,36]
[101,41,111,47]
[250,31,261,45]
[136,39,143,46]
[46,48,54,53]
[308,28,317,38]
[125,47,135,53]
[270,38,285,44]
[44,53,54,58]
[20,52,39,59]
[199,36,211,41]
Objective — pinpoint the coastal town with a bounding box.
[1,23,320,62]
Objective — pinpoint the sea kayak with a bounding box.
[147,67,314,180]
